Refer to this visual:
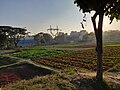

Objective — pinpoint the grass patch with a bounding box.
[105,44,120,47]
[3,72,76,90]
[44,43,96,48]
[3,71,119,90]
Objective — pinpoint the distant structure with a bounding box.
[47,25,61,37]
[18,35,35,47]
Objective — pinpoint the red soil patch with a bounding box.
[0,71,21,86]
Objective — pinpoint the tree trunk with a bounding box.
[14,42,18,48]
[96,13,104,81]
[92,12,104,82]
[96,38,103,81]
[14,37,18,48]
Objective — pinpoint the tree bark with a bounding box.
[96,13,104,81]
[92,12,104,81]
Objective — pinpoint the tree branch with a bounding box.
[91,12,98,33]
[91,12,98,52]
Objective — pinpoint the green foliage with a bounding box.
[12,47,73,59]
[74,0,120,23]
[0,26,28,49]
[74,0,99,13]
[34,32,53,45]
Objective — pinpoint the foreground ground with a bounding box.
[2,71,120,90]
[0,43,120,90]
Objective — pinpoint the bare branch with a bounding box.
[91,12,98,33]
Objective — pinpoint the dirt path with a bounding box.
[46,47,93,51]
[77,72,120,84]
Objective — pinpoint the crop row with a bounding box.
[34,46,120,71]
[11,47,73,59]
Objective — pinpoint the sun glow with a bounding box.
[103,16,110,31]
[103,16,120,31]
[95,16,110,31]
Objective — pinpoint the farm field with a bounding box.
[0,46,74,87]
[0,43,120,89]
[11,47,73,59]
[1,44,120,72]
[33,46,120,72]
[0,46,73,69]
[0,56,20,67]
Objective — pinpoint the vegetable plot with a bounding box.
[12,47,73,59]
[34,46,120,71]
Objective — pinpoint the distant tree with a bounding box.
[0,26,12,49]
[9,27,28,48]
[34,33,53,45]
[82,33,89,42]
[69,31,81,42]
[43,33,53,44]
[34,33,42,45]
[87,32,95,42]
[79,30,88,41]
[0,30,7,48]
[74,0,120,82]
[0,26,28,49]
[104,30,120,41]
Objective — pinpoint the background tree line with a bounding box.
[0,26,119,49]
[33,30,120,46]
[104,30,120,41]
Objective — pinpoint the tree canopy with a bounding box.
[74,0,120,82]
[34,32,53,46]
[74,0,120,23]
[0,26,28,49]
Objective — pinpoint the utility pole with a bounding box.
[47,25,61,37]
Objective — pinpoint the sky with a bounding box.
[0,0,120,35]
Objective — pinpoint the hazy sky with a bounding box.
[0,0,120,34]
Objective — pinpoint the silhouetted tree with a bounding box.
[0,26,12,49]
[10,27,28,48]
[34,33,53,45]
[54,32,68,44]
[0,26,28,49]
[0,31,7,48]
[43,33,53,44]
[74,0,120,82]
